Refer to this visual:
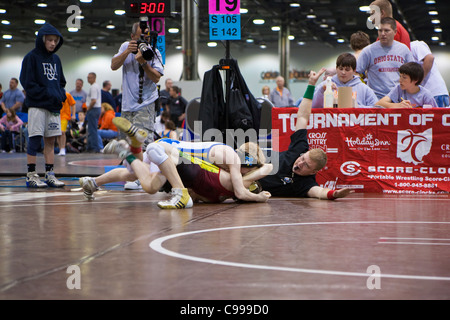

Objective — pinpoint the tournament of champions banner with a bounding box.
[272,107,450,194]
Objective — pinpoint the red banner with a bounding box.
[272,107,450,194]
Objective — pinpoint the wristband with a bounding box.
[303,85,315,100]
[130,146,142,154]
[327,190,336,200]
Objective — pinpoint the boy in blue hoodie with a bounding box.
[312,53,378,108]
[20,23,66,188]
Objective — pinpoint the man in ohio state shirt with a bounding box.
[356,17,413,100]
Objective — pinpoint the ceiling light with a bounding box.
[253,19,265,25]
[1,20,10,25]
[329,31,337,36]
[431,19,440,24]
[246,38,254,43]
[5,43,11,48]
[240,8,248,14]
[207,42,217,47]
[439,42,446,46]
[290,3,300,7]
[306,14,316,19]
[106,24,115,29]
[91,43,97,50]
[431,36,439,41]
[288,35,295,40]
[428,11,438,15]
[434,27,442,33]
[298,41,305,46]
[80,0,92,3]
[260,44,267,49]
[0,9,6,14]
[68,27,79,32]
[175,45,182,50]
[271,26,280,31]
[76,15,84,20]
[37,3,47,7]
[425,0,435,4]
[114,10,126,15]
[168,28,179,33]
[337,38,345,43]
[2,34,12,39]
[34,19,46,24]
[320,24,328,28]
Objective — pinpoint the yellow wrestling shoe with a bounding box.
[157,188,193,209]
[113,117,148,148]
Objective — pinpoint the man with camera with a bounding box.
[111,20,163,153]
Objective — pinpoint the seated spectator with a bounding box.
[154,110,170,139]
[312,53,378,108]
[160,119,177,140]
[261,85,270,99]
[97,103,118,150]
[269,76,294,107]
[376,62,437,108]
[0,108,23,153]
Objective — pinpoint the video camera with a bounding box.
[134,17,158,61]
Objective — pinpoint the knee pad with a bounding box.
[27,136,43,156]
[145,143,168,166]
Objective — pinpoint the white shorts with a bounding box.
[28,107,62,138]
[124,151,160,174]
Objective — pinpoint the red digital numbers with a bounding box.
[139,2,166,14]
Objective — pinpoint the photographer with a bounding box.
[111,20,163,151]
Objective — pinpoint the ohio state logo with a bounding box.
[397,128,432,165]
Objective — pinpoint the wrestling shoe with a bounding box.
[45,171,65,188]
[113,117,148,148]
[124,180,143,190]
[249,181,262,194]
[79,177,99,200]
[26,171,48,188]
[103,139,131,159]
[157,188,193,209]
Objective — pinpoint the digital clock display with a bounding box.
[125,0,174,17]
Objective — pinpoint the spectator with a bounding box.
[70,79,87,115]
[369,0,411,49]
[376,62,437,108]
[350,31,371,61]
[114,87,123,113]
[261,85,270,99]
[312,53,378,108]
[19,23,67,188]
[269,76,294,107]
[410,40,449,108]
[167,85,188,128]
[356,17,413,100]
[58,92,76,156]
[86,72,102,153]
[0,78,25,113]
[0,108,23,153]
[159,78,173,112]
[97,103,118,151]
[0,83,3,100]
[160,119,177,139]
[154,110,170,139]
[101,80,117,111]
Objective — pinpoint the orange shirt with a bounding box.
[60,92,76,121]
[98,110,118,131]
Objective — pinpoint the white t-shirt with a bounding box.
[410,40,448,97]
[114,41,164,112]
[87,82,101,109]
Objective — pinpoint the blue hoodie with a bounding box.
[19,23,66,113]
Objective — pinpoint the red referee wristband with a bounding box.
[327,190,336,200]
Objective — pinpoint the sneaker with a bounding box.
[103,139,131,159]
[249,181,262,194]
[157,188,193,209]
[45,171,65,188]
[26,171,48,188]
[124,180,143,190]
[58,148,66,156]
[113,117,148,147]
[79,177,99,200]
